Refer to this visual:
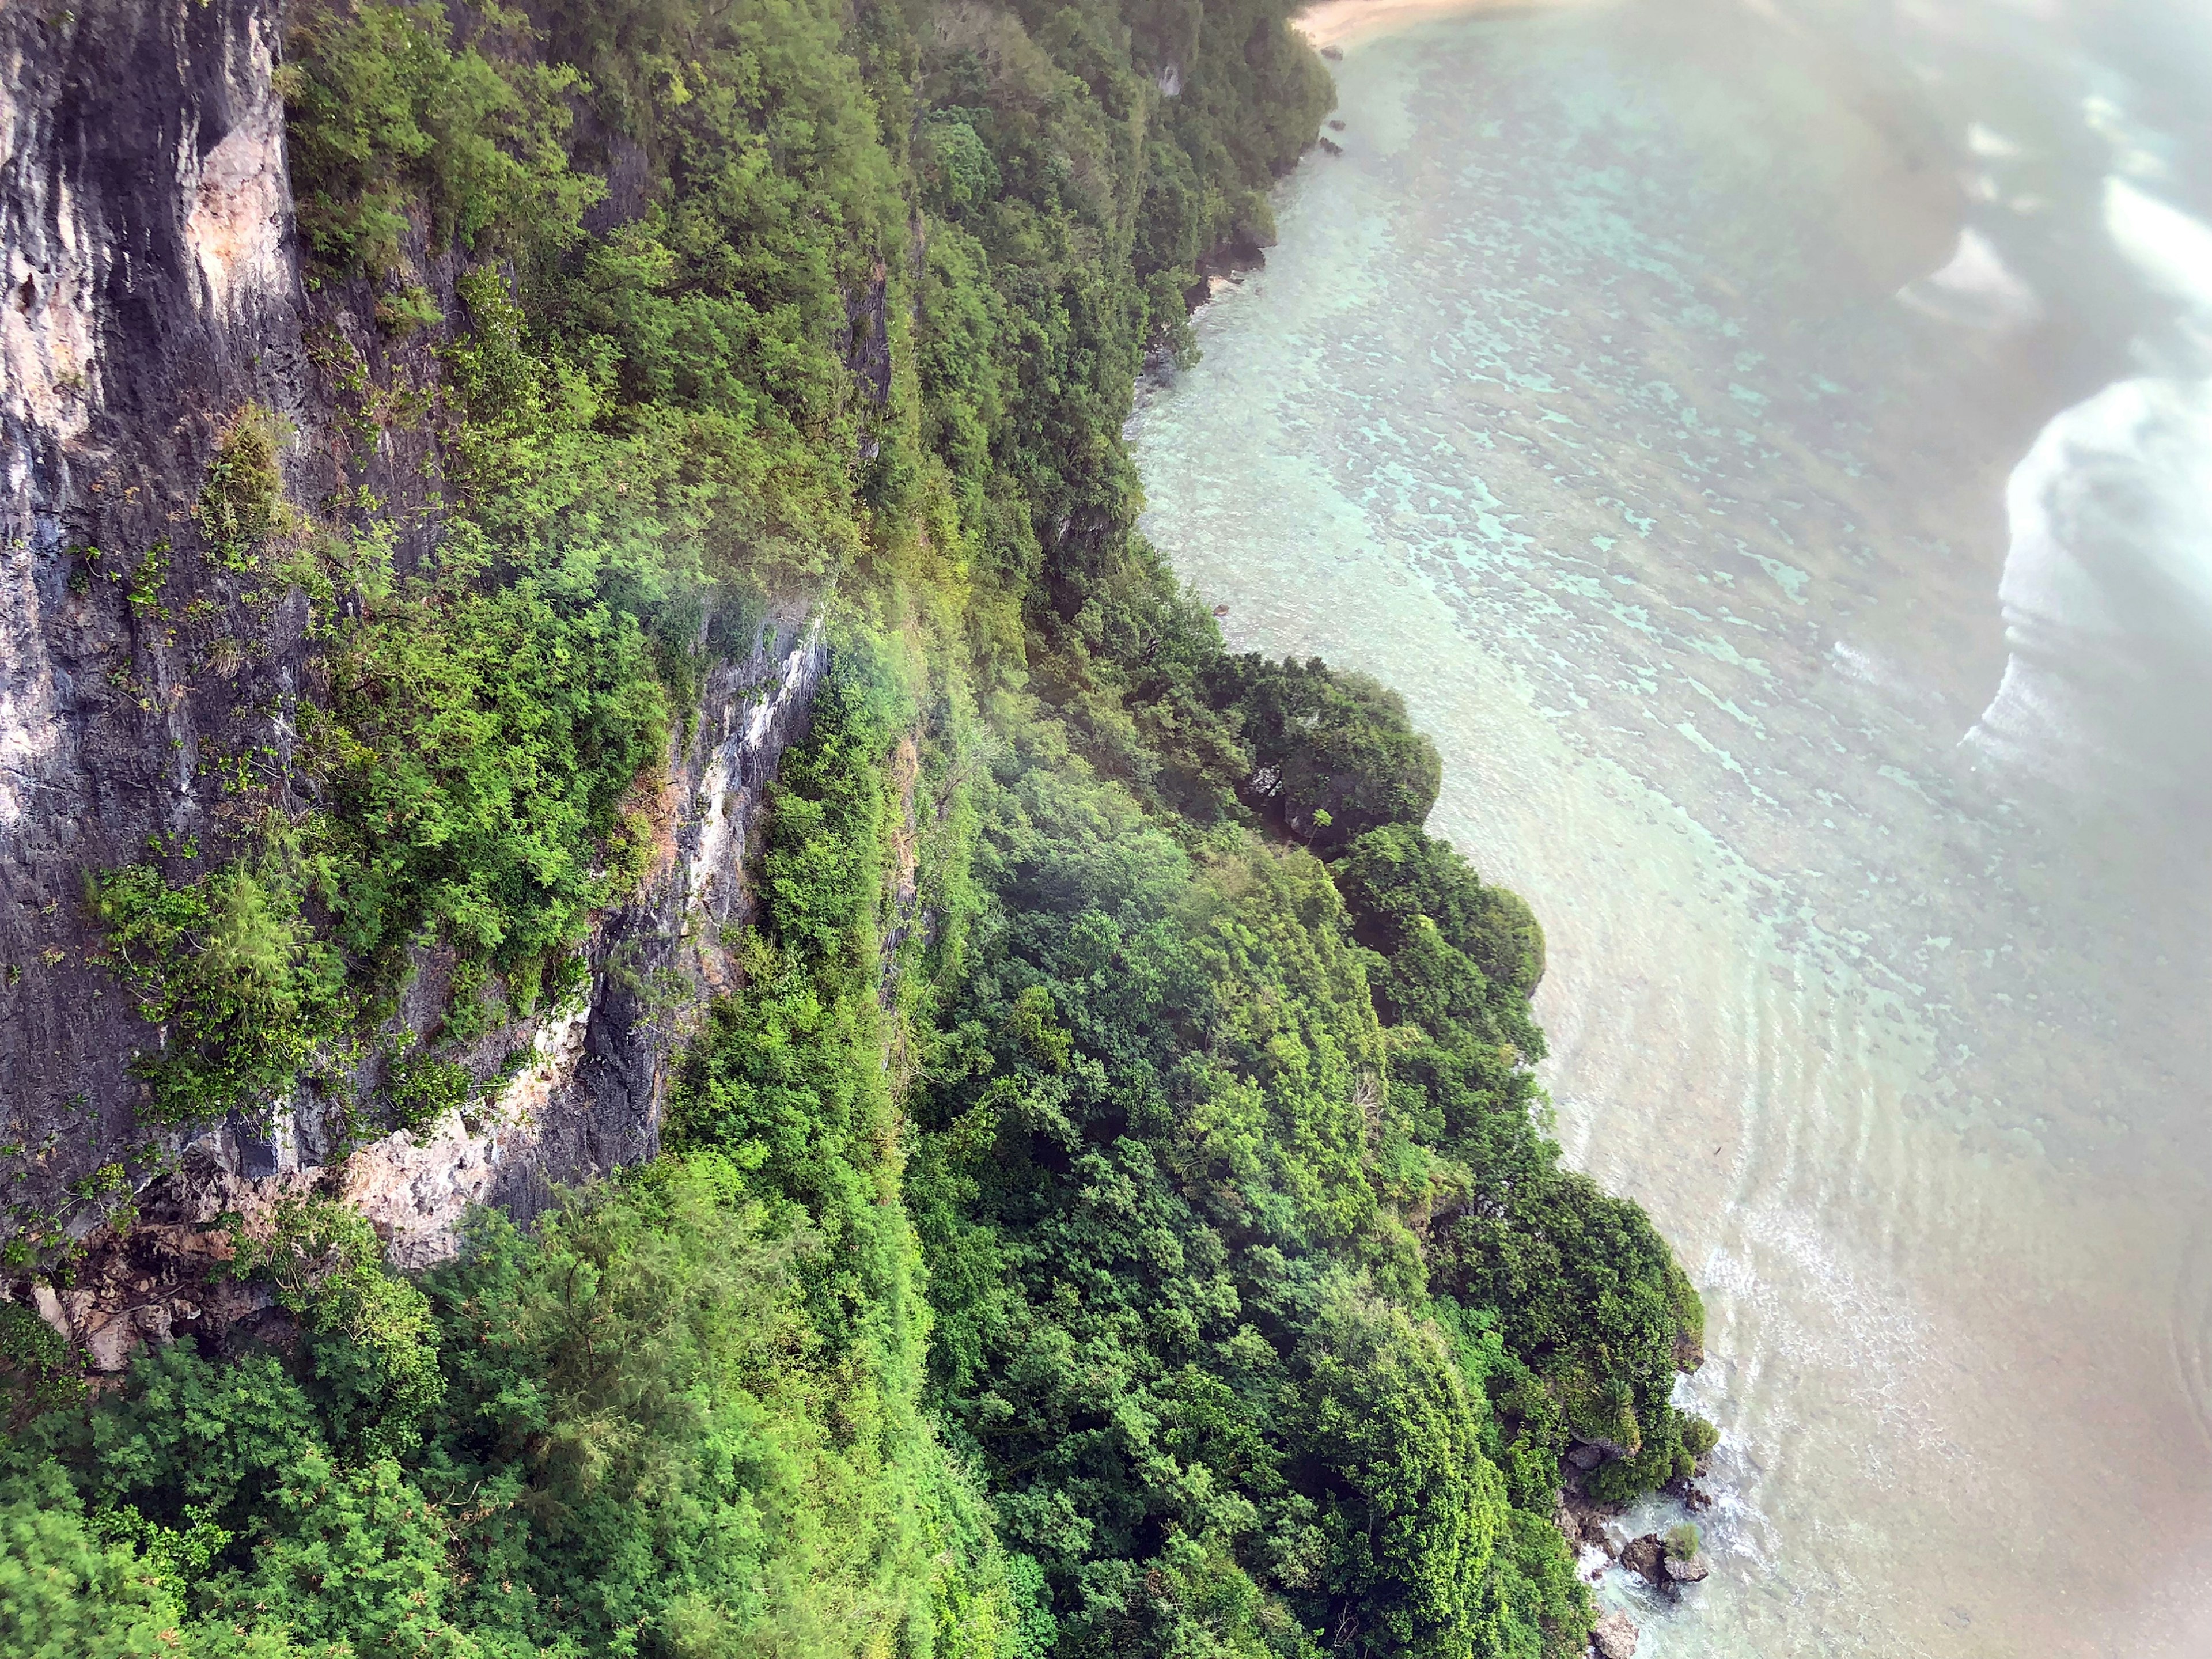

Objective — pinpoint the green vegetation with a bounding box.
[194,405,288,571]
[282,0,599,279]
[222,1195,446,1450]
[0,1306,84,1419]
[85,822,349,1127]
[1219,657,1445,852]
[382,1046,474,1135]
[7,1165,1034,1656]
[16,0,1709,1654]
[896,681,1702,1657]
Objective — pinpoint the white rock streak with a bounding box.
[342,1002,592,1269]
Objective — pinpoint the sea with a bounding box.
[1126,0,2212,1651]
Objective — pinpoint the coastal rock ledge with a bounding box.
[1591,1609,1641,1659]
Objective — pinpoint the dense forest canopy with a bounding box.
[2,1,1707,1655]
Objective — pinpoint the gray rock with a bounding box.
[1567,1441,1607,1471]
[1619,1534,1665,1585]
[1664,1552,1711,1584]
[1591,1609,1639,1659]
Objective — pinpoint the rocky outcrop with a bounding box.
[1619,1531,1711,1596]
[1556,1482,1619,1552]
[0,2,834,1372]
[33,592,822,1353]
[6,1177,287,1375]
[1184,237,1267,309]
[337,1001,594,1270]
[1619,1533,1664,1585]
[8,581,825,1374]
[1,0,326,1235]
[1590,1610,1639,1659]
[294,607,819,1256]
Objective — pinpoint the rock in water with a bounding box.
[1591,1609,1641,1659]
[1665,1552,1711,1584]
[1619,1533,1666,1585]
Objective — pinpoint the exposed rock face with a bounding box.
[9,1179,286,1374]
[1590,1610,1639,1659]
[12,583,825,1370]
[1184,237,1267,309]
[1619,1534,1666,1586]
[1,0,324,1232]
[1615,1530,1711,1598]
[1556,1484,1619,1553]
[60,596,821,1325]
[342,606,828,1259]
[483,604,827,1227]
[338,1002,596,1271]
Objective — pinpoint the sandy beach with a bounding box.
[1293,0,1584,51]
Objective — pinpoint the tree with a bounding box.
[1293,1289,1503,1659]
[1211,657,1442,853]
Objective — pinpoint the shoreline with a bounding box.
[1293,0,1587,51]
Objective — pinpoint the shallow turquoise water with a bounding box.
[1131,2,2212,1652]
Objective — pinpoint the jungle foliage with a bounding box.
[22,0,1710,1654]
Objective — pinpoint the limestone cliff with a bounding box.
[0,0,826,1364]
[3,0,322,1233]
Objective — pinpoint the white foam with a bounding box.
[1967,122,2023,159]
[1964,169,2212,791]
[2104,177,2212,310]
[1897,226,2043,331]
[1967,373,2212,781]
[2012,377,2212,622]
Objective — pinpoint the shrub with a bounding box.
[383,1048,472,1135]
[1680,1411,1721,1460]
[283,0,600,280]
[0,1462,185,1657]
[1212,654,1443,852]
[196,405,287,570]
[0,1304,85,1418]
[227,1195,444,1449]
[85,825,349,1127]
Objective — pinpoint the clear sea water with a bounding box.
[1128,0,2212,1651]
